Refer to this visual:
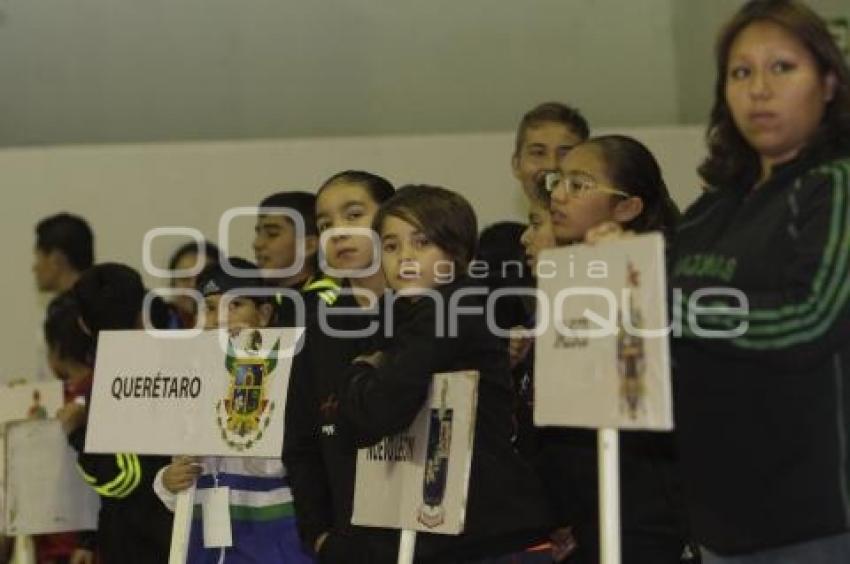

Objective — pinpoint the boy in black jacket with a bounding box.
[253,191,339,326]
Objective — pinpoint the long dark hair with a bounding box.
[586,135,681,239]
[699,0,850,189]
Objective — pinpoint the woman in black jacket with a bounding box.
[670,1,850,562]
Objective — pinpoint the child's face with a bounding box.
[203,295,271,330]
[381,216,454,297]
[512,121,582,199]
[549,144,621,245]
[520,201,557,273]
[253,215,299,272]
[316,183,381,272]
[171,252,207,315]
[48,348,92,390]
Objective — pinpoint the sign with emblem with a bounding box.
[0,380,64,533]
[534,234,672,430]
[86,328,302,457]
[351,371,478,535]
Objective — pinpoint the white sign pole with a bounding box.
[598,428,621,564]
[12,535,35,564]
[168,486,196,564]
[397,529,417,564]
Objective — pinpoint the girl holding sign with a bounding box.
[153,259,314,564]
[671,1,850,562]
[334,185,553,563]
[540,136,691,563]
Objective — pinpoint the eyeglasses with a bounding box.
[543,171,630,198]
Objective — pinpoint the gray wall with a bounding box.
[0,0,679,146]
[1,1,847,147]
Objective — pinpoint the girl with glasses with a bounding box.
[539,135,691,563]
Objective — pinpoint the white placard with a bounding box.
[534,233,672,430]
[4,419,99,535]
[86,328,302,457]
[0,380,63,533]
[351,371,478,535]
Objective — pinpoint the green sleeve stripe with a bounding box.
[743,162,850,325]
[303,277,340,292]
[76,464,98,485]
[734,268,850,349]
[318,290,339,305]
[91,452,127,496]
[94,453,133,497]
[94,453,140,498]
[116,454,142,498]
[681,161,850,347]
[733,164,850,346]
[111,454,141,498]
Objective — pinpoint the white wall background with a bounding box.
[1,125,705,383]
[0,0,681,145]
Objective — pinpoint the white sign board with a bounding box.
[0,380,64,533]
[4,419,99,535]
[86,328,302,457]
[534,233,672,430]
[352,371,478,535]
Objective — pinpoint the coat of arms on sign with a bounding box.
[215,329,280,452]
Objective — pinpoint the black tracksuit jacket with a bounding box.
[670,147,850,554]
[68,426,172,563]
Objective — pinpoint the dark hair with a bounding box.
[44,293,95,366]
[514,102,590,157]
[317,170,396,204]
[477,222,533,328]
[35,213,94,271]
[374,185,479,271]
[168,240,221,275]
[258,191,319,236]
[699,0,850,189]
[585,135,681,238]
[196,257,269,305]
[72,263,146,335]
